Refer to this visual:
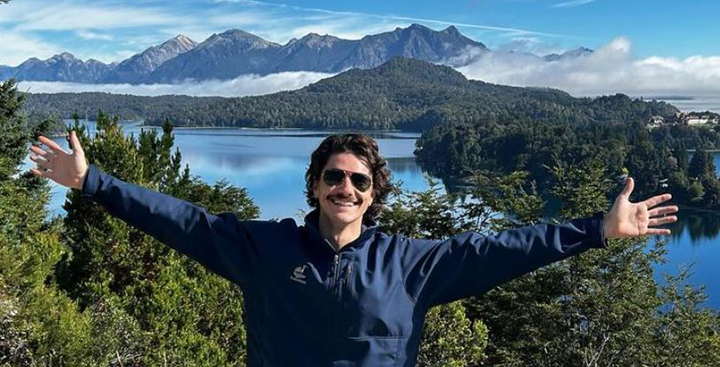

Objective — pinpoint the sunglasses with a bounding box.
[322,168,373,192]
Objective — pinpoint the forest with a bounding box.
[2,76,720,365]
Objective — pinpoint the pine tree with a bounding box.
[57,112,259,365]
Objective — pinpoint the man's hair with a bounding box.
[305,134,392,225]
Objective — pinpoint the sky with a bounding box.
[3,0,720,99]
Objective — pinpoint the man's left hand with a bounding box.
[603,177,678,239]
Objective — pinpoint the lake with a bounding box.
[24,121,719,308]
[657,96,720,113]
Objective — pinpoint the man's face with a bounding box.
[313,152,375,228]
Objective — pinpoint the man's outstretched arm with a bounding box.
[401,178,678,310]
[29,132,263,287]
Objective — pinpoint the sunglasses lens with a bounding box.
[323,169,345,186]
[322,169,372,192]
[351,173,372,192]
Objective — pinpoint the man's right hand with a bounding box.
[29,131,88,190]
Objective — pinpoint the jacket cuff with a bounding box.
[590,211,608,248]
[81,164,101,198]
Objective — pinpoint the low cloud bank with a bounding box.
[458,37,720,98]
[15,38,720,106]
[17,71,334,97]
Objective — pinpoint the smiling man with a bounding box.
[30,132,678,366]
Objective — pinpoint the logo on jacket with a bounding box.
[291,264,308,285]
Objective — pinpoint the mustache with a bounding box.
[328,194,360,203]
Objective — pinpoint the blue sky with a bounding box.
[1,0,717,66]
[3,0,720,99]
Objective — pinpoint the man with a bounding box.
[30,132,677,366]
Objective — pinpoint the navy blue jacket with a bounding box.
[82,164,607,366]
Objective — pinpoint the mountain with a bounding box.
[334,24,486,71]
[146,24,485,82]
[13,53,113,83]
[4,25,592,84]
[543,47,593,62]
[0,65,13,80]
[147,29,281,83]
[101,35,197,84]
[274,33,356,72]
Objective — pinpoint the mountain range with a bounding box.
[1,24,592,85]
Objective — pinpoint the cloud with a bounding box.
[494,37,567,56]
[457,37,720,98]
[552,0,596,8]
[215,0,569,38]
[0,32,63,66]
[16,4,186,31]
[17,71,334,97]
[76,30,113,41]
[2,0,579,67]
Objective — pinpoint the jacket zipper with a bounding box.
[344,262,352,288]
[326,253,341,355]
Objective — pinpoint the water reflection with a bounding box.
[667,209,720,245]
[386,157,421,175]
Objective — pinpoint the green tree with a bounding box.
[688,148,715,180]
[57,112,259,365]
[380,157,720,366]
[0,79,145,366]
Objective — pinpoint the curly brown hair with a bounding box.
[305,134,392,226]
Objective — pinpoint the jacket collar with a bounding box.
[304,209,376,252]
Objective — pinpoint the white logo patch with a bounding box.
[291,264,308,285]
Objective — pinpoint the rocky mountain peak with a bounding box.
[200,29,278,51]
[298,33,341,48]
[160,34,197,50]
[442,26,460,36]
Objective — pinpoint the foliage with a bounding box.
[416,114,720,209]
[56,112,258,365]
[5,69,720,366]
[0,79,142,367]
[379,159,720,366]
[0,78,259,365]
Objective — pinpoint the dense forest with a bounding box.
[3,77,719,365]
[415,115,720,210]
[23,58,678,131]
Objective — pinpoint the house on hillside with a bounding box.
[648,115,665,129]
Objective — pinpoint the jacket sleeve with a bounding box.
[400,214,607,309]
[81,164,269,287]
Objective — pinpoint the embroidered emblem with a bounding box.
[291,264,308,284]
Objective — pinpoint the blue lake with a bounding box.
[25,121,719,308]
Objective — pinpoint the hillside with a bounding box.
[23,58,678,132]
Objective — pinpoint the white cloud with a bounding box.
[16,4,186,31]
[76,30,113,41]
[495,37,567,56]
[552,0,596,8]
[457,37,720,98]
[0,32,63,66]
[17,71,334,97]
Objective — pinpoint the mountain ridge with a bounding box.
[3,24,592,85]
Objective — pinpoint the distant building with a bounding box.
[649,115,664,124]
[686,117,708,125]
[647,112,718,127]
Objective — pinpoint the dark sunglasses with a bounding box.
[322,168,373,192]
